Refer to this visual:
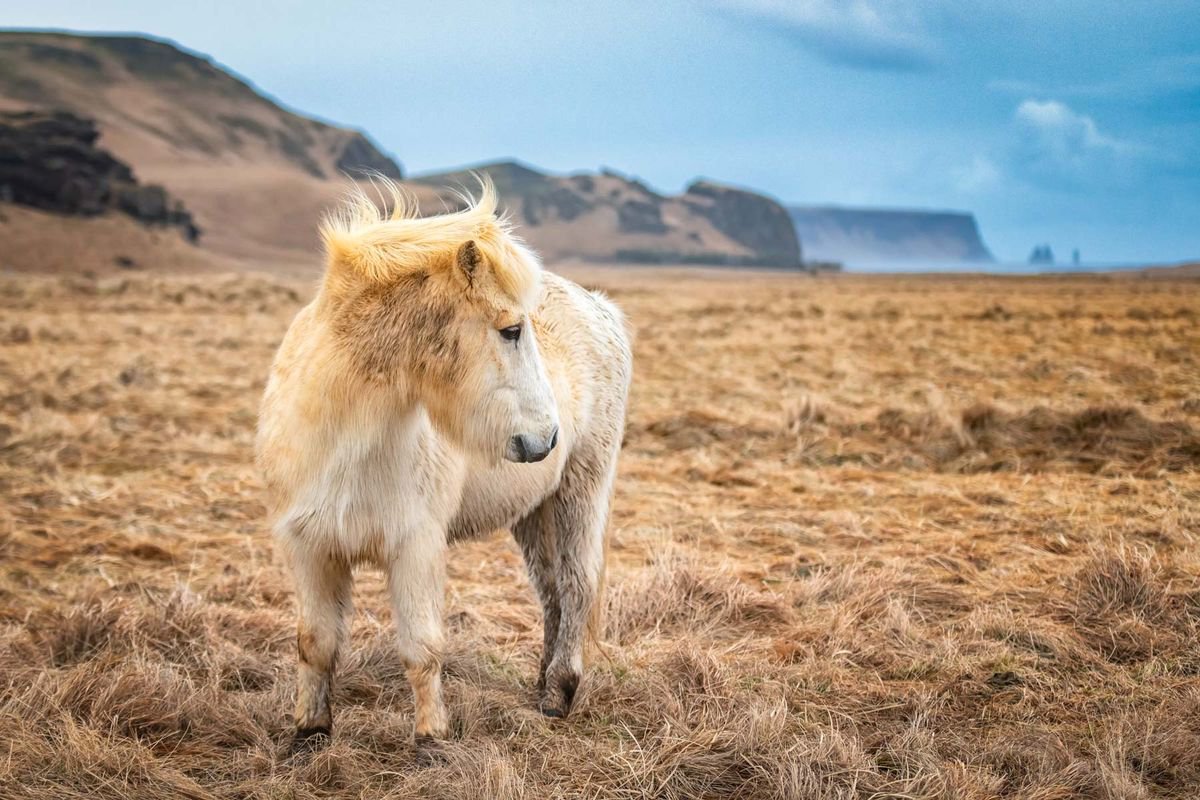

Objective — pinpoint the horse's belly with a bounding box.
[448,458,562,542]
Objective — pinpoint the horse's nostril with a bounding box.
[548,427,559,451]
[509,435,528,462]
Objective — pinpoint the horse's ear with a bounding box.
[455,240,482,287]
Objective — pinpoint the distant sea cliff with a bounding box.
[788,206,994,264]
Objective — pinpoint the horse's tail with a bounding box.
[587,529,609,651]
[585,474,617,668]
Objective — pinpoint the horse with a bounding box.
[255,178,632,755]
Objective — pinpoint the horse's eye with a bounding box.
[499,324,522,343]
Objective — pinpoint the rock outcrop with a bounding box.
[1029,244,1055,265]
[0,109,199,240]
[685,181,801,266]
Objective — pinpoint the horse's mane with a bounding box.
[319,175,540,303]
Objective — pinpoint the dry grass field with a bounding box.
[1,268,1198,799]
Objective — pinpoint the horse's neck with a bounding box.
[324,380,428,455]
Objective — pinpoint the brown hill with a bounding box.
[411,161,802,267]
[0,31,429,271]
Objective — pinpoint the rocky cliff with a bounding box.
[0,109,198,240]
[411,162,802,267]
[685,180,801,265]
[788,206,993,264]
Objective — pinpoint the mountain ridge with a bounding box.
[412,160,802,267]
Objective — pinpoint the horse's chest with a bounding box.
[282,413,464,562]
[281,413,562,557]
[448,457,563,542]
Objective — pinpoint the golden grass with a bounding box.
[1,268,1198,799]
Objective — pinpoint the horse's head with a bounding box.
[320,178,559,464]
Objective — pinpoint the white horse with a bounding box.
[256,179,632,755]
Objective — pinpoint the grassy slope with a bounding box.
[0,269,1198,799]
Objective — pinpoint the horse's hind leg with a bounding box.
[513,501,560,693]
[289,547,352,753]
[541,452,617,718]
[387,533,449,748]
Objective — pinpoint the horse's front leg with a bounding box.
[289,547,352,754]
[387,531,449,752]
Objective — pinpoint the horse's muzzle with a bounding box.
[506,427,558,463]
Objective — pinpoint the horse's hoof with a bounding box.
[290,726,331,757]
[414,735,446,767]
[539,670,579,719]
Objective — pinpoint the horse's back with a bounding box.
[541,273,631,397]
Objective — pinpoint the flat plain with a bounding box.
[1,268,1197,799]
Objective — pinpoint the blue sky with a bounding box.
[6,0,1199,263]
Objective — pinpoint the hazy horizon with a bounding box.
[4,1,1198,265]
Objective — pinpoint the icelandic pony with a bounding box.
[256,179,632,754]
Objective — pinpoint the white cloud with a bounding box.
[1015,100,1123,150]
[711,0,938,71]
[953,100,1142,198]
[1010,99,1137,188]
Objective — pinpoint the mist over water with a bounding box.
[843,259,1156,275]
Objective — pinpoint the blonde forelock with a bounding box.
[319,174,541,307]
